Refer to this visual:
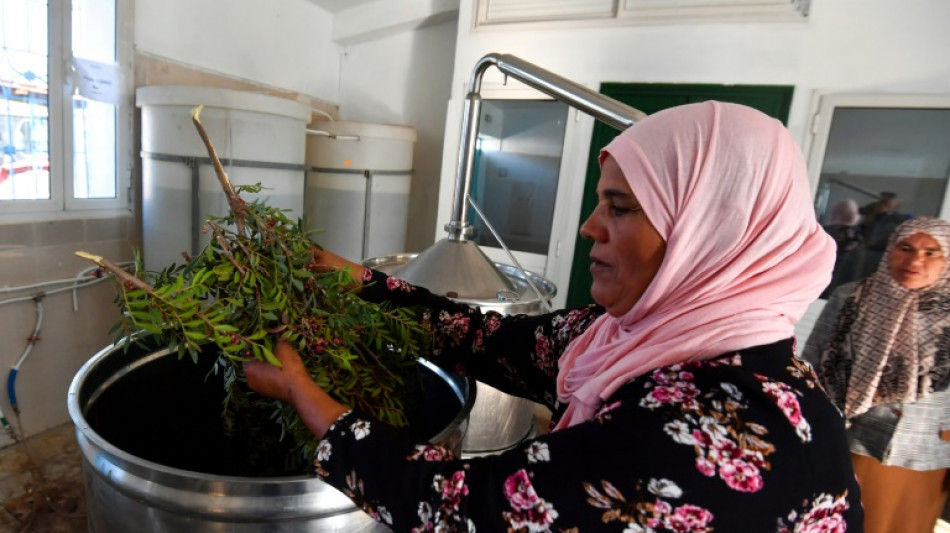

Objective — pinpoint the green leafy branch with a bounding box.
[76,106,432,470]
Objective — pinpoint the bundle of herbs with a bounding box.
[77,106,431,473]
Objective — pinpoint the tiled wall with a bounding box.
[0,214,137,448]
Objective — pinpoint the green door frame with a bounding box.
[564,84,794,309]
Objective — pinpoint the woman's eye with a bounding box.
[609,205,641,216]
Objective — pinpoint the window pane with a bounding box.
[72,0,116,200]
[469,99,569,255]
[0,0,51,201]
[814,106,950,290]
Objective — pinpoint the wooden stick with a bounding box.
[75,251,154,293]
[190,105,248,235]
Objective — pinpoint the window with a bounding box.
[0,0,131,215]
[806,92,950,288]
[469,99,569,257]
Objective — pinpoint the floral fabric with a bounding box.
[311,270,862,531]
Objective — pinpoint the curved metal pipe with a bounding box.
[446,53,648,240]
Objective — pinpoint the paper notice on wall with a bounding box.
[73,57,121,104]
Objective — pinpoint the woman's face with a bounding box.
[888,232,946,289]
[579,155,666,316]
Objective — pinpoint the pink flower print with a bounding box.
[641,385,677,407]
[386,276,411,292]
[555,308,592,342]
[779,492,850,533]
[719,458,763,493]
[761,379,813,443]
[647,499,673,529]
[777,392,802,425]
[709,439,742,464]
[437,311,471,341]
[503,470,558,531]
[708,354,742,367]
[362,268,373,282]
[695,456,716,477]
[652,368,673,386]
[485,314,501,333]
[506,500,558,532]
[408,444,453,462]
[433,471,469,510]
[534,333,552,360]
[667,504,714,533]
[504,469,540,510]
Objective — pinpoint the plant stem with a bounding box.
[191,105,248,235]
[75,251,153,293]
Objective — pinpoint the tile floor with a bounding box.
[0,423,87,533]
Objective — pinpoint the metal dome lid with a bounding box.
[391,239,516,300]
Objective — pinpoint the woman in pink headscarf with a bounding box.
[246,101,863,531]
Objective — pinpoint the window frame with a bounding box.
[1,0,133,218]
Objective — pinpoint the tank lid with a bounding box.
[393,239,516,300]
[135,85,312,122]
[310,121,417,142]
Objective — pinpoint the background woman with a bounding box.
[247,101,862,531]
[821,198,865,298]
[804,216,950,533]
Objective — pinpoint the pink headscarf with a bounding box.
[554,101,835,429]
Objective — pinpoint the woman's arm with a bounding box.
[244,340,348,439]
[360,269,603,407]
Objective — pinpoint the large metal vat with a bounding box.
[364,253,556,456]
[68,339,474,532]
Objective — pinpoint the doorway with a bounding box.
[564,84,795,308]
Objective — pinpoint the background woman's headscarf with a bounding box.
[817,217,950,418]
[554,101,835,429]
[827,199,861,226]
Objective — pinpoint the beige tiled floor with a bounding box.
[0,423,86,533]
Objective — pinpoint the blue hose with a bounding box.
[7,368,18,413]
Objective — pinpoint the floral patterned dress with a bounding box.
[312,269,862,532]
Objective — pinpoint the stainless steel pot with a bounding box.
[363,253,556,456]
[68,339,474,532]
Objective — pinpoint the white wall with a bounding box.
[135,0,341,100]
[337,19,459,253]
[436,0,950,305]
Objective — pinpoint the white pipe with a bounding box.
[0,261,134,309]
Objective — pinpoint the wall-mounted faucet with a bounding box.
[445,53,648,242]
[394,53,647,300]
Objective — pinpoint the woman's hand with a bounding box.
[244,340,348,438]
[244,340,310,404]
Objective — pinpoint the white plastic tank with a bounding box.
[137,86,311,271]
[305,121,416,262]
